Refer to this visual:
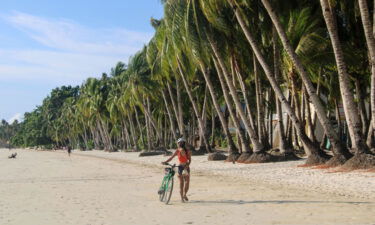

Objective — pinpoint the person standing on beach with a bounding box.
[67,146,72,156]
[162,138,191,202]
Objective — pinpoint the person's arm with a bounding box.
[162,150,178,164]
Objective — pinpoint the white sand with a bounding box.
[0,149,374,225]
[78,150,375,200]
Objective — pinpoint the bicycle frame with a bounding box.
[158,163,176,204]
[159,164,175,191]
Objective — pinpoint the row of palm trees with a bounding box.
[10,0,375,169]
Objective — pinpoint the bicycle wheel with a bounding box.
[158,188,165,202]
[158,179,166,202]
[163,176,174,204]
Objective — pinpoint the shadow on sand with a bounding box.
[187,199,374,205]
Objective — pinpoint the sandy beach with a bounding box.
[0,149,374,225]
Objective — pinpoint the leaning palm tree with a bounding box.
[259,0,353,165]
[227,0,331,164]
[319,0,375,169]
[357,0,375,149]
[125,47,165,150]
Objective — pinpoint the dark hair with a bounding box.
[178,141,188,153]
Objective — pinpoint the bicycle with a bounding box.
[158,163,176,204]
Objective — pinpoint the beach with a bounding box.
[0,149,374,225]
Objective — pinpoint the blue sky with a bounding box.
[0,0,164,122]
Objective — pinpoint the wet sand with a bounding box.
[0,149,374,225]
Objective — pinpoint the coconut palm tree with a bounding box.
[319,0,369,156]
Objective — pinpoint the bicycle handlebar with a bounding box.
[162,162,176,167]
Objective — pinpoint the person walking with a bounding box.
[162,138,191,202]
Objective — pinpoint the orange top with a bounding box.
[177,149,188,164]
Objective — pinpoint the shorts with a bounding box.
[178,165,190,176]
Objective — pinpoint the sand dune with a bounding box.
[0,149,374,225]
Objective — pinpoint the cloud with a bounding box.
[8,113,23,123]
[0,11,154,84]
[3,11,152,55]
[0,49,123,84]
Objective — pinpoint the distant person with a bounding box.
[8,152,17,159]
[162,138,191,202]
[67,146,72,156]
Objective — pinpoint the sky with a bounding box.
[0,0,164,123]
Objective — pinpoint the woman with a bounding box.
[162,138,191,202]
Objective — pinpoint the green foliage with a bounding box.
[3,0,374,154]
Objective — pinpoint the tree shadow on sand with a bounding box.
[188,200,374,205]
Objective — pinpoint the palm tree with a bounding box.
[357,0,375,149]
[227,0,330,164]
[260,0,352,165]
[319,0,369,158]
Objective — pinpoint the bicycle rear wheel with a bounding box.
[162,176,174,204]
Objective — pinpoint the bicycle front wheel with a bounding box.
[158,178,166,202]
[158,187,165,202]
[163,176,174,204]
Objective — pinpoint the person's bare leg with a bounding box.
[178,175,185,202]
[184,175,190,201]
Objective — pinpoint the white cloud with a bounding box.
[0,49,124,84]
[0,11,154,84]
[3,11,152,55]
[8,113,23,123]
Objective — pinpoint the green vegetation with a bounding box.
[3,0,375,169]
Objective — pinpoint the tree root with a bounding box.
[341,153,375,170]
[303,152,331,166]
[324,154,350,167]
[207,152,227,161]
[244,152,276,163]
[190,148,206,156]
[225,153,240,163]
[236,152,252,163]
[277,152,301,161]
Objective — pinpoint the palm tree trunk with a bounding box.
[142,97,152,151]
[96,120,108,150]
[228,1,329,164]
[334,99,342,141]
[213,57,252,155]
[312,68,323,131]
[82,123,89,150]
[128,114,138,151]
[355,78,368,135]
[254,54,268,147]
[273,27,290,153]
[139,96,163,146]
[233,60,256,131]
[101,119,114,151]
[167,82,184,138]
[176,79,186,138]
[122,119,131,150]
[90,126,100,149]
[320,0,368,155]
[162,90,177,141]
[209,37,264,154]
[358,0,375,148]
[367,121,375,148]
[198,63,239,158]
[305,91,317,143]
[211,107,216,148]
[133,105,145,149]
[198,87,209,149]
[177,59,212,153]
[260,0,350,164]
